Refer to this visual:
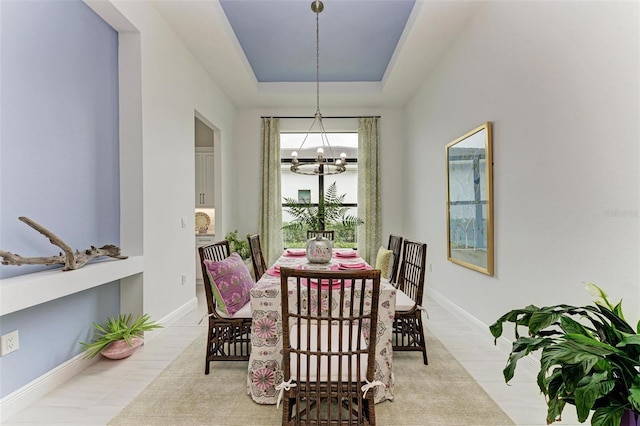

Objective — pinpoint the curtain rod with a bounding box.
[260,115,380,119]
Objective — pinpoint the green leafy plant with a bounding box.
[282,181,363,234]
[225,230,250,260]
[489,283,640,426]
[282,222,359,248]
[80,313,162,359]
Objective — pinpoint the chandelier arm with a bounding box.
[295,115,320,153]
[317,118,338,160]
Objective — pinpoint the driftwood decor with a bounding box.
[0,216,127,271]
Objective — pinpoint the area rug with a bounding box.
[109,328,514,426]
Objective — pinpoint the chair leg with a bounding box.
[416,314,428,365]
[366,397,376,426]
[205,325,213,374]
[392,313,429,365]
[281,394,291,425]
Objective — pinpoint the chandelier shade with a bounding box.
[290,0,346,176]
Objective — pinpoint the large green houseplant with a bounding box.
[80,313,162,359]
[282,181,363,235]
[490,283,640,426]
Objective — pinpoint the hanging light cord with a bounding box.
[315,3,320,115]
[290,1,346,176]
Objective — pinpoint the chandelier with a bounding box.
[290,0,346,176]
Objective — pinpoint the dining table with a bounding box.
[246,248,396,405]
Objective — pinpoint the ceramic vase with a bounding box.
[306,234,333,264]
[100,337,144,360]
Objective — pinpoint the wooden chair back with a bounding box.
[306,230,335,240]
[397,239,427,306]
[387,234,403,284]
[279,267,381,425]
[199,240,230,315]
[247,234,267,279]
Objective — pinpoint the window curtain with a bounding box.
[357,117,381,265]
[259,117,283,266]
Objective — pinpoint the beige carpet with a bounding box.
[109,329,514,426]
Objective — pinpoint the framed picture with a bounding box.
[445,122,494,276]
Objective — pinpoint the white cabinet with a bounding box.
[195,149,214,207]
[196,234,217,281]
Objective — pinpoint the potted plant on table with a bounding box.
[489,283,640,426]
[282,181,363,262]
[282,181,363,245]
[80,313,162,359]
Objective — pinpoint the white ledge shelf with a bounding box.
[0,256,144,316]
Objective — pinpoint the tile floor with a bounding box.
[4,285,583,426]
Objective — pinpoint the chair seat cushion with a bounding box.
[216,300,252,319]
[374,247,393,279]
[204,252,254,316]
[289,321,369,382]
[395,288,416,312]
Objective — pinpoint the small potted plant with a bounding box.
[489,283,640,426]
[80,313,162,359]
[224,230,255,278]
[224,230,251,260]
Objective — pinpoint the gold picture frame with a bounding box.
[446,122,494,275]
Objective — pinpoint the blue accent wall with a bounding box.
[0,282,120,396]
[0,0,120,279]
[0,0,120,398]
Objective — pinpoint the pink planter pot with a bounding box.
[100,337,144,360]
[621,410,640,426]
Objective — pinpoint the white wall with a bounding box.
[405,1,639,326]
[97,1,237,321]
[233,107,406,247]
[92,0,639,341]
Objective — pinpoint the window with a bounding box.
[280,132,358,248]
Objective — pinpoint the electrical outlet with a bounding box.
[1,330,19,356]
[181,217,187,228]
[181,273,187,285]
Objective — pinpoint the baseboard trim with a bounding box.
[156,296,198,331]
[0,353,97,422]
[427,287,540,372]
[0,296,198,422]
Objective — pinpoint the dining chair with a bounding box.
[247,234,268,279]
[198,240,252,374]
[306,230,335,240]
[392,239,428,365]
[278,267,382,425]
[387,234,403,284]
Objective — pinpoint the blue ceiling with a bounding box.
[219,0,415,83]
